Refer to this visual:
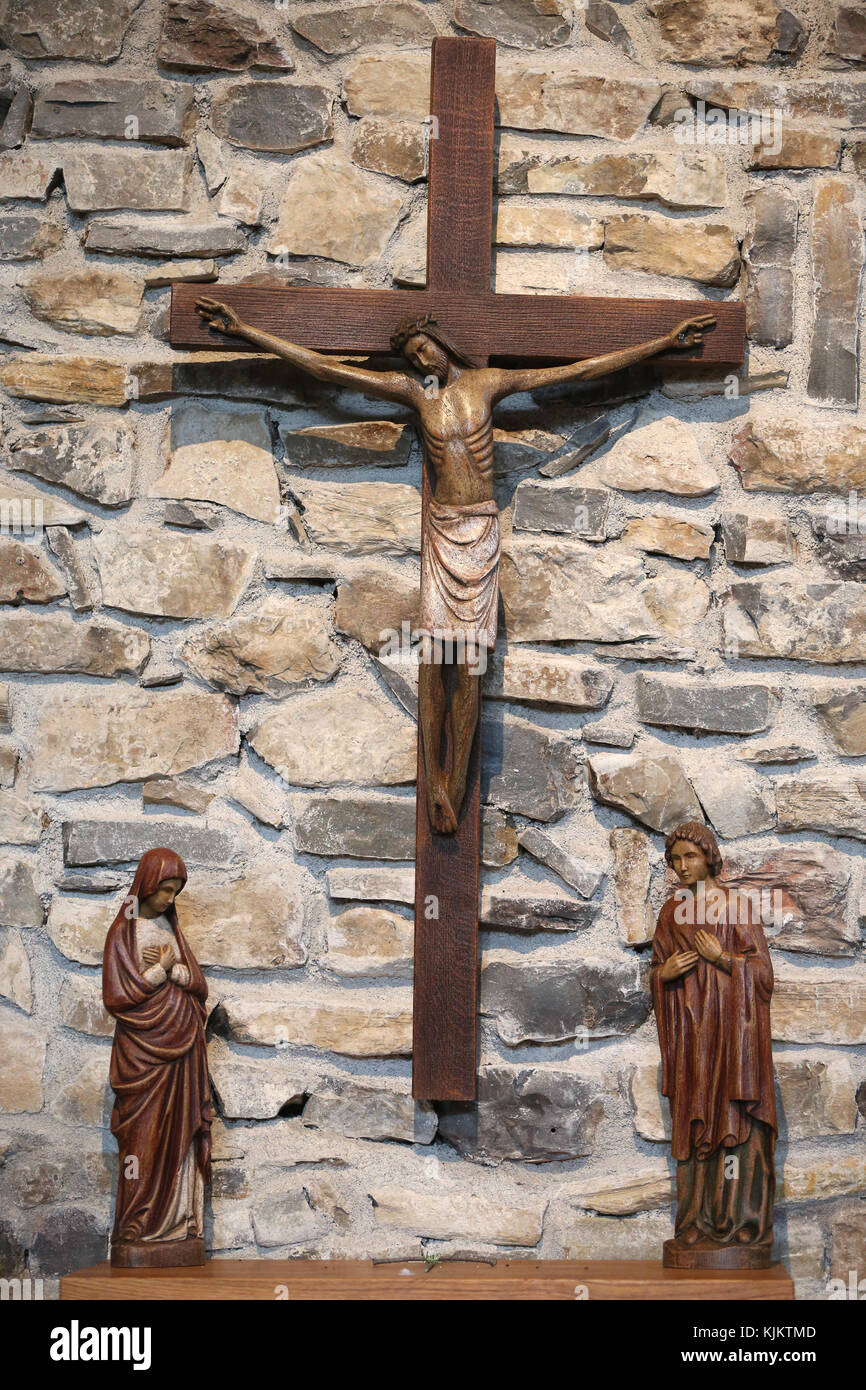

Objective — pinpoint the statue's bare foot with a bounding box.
[428,774,457,835]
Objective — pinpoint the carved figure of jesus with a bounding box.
[196,297,714,834]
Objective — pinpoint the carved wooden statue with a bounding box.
[196,296,714,835]
[102,848,212,1268]
[651,822,777,1269]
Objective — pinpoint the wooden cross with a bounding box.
[170,37,745,1103]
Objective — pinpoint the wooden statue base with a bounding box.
[664,1238,772,1271]
[110,1237,206,1269]
[62,1258,794,1301]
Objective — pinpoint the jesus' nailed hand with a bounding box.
[195,295,715,836]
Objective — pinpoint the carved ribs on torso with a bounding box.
[418,395,495,507]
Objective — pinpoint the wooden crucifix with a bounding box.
[170,36,745,1102]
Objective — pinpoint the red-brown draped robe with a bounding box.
[651,888,777,1246]
[102,848,212,1245]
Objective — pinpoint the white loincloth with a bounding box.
[419,497,501,649]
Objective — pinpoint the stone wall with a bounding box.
[1,0,865,1298]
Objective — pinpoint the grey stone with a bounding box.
[538,417,612,478]
[809,683,866,755]
[302,1077,436,1143]
[30,1207,107,1277]
[32,79,194,146]
[723,581,866,663]
[295,794,415,859]
[500,535,654,642]
[517,826,605,897]
[63,819,244,869]
[326,865,414,904]
[0,858,43,927]
[690,764,776,838]
[292,3,435,54]
[808,179,864,407]
[582,721,635,748]
[737,743,815,765]
[211,82,333,154]
[279,419,414,470]
[0,82,31,151]
[585,0,636,56]
[636,674,773,735]
[481,952,650,1045]
[512,480,609,539]
[0,214,63,261]
[482,713,581,821]
[743,187,797,349]
[454,0,572,47]
[811,513,866,581]
[721,513,793,567]
[481,875,599,932]
[84,217,245,258]
[45,527,101,611]
[63,148,192,213]
[251,1191,329,1249]
[775,773,866,842]
[7,419,135,506]
[0,0,143,61]
[438,1065,606,1161]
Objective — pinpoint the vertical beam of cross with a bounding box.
[411,38,496,1102]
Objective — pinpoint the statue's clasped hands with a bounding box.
[142,943,176,971]
[659,930,723,980]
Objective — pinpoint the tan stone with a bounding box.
[51,1055,109,1127]
[142,777,213,814]
[95,530,255,618]
[597,415,717,495]
[48,873,308,971]
[809,683,866,756]
[58,975,112,1036]
[723,580,866,663]
[569,1166,673,1215]
[0,482,87,528]
[343,54,431,119]
[0,611,149,677]
[26,687,237,792]
[620,514,713,560]
[0,538,65,603]
[0,929,32,1012]
[486,649,613,709]
[807,177,863,407]
[0,151,58,201]
[326,907,413,979]
[217,169,264,225]
[335,563,419,650]
[369,1185,545,1246]
[588,751,702,832]
[611,828,655,944]
[63,147,192,213]
[142,259,217,288]
[280,419,412,469]
[0,1007,47,1110]
[604,214,740,287]
[497,64,661,141]
[774,772,866,841]
[180,597,340,697]
[772,971,866,1044]
[0,355,128,405]
[749,123,841,170]
[731,414,866,494]
[784,1152,866,1204]
[0,792,46,846]
[249,686,416,787]
[221,984,413,1056]
[269,154,403,266]
[351,118,427,182]
[326,865,415,904]
[24,268,143,336]
[648,0,802,65]
[644,565,710,639]
[227,755,288,828]
[495,202,604,249]
[290,479,421,556]
[558,1211,672,1260]
[689,763,776,838]
[152,433,280,523]
[525,150,726,210]
[501,535,655,642]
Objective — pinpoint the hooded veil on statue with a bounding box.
[102,847,212,1265]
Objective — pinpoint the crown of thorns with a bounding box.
[390,313,478,366]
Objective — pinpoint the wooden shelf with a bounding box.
[61,1258,795,1301]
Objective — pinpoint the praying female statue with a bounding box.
[651,821,777,1268]
[102,847,212,1267]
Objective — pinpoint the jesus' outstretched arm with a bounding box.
[195,297,419,406]
[487,314,716,401]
